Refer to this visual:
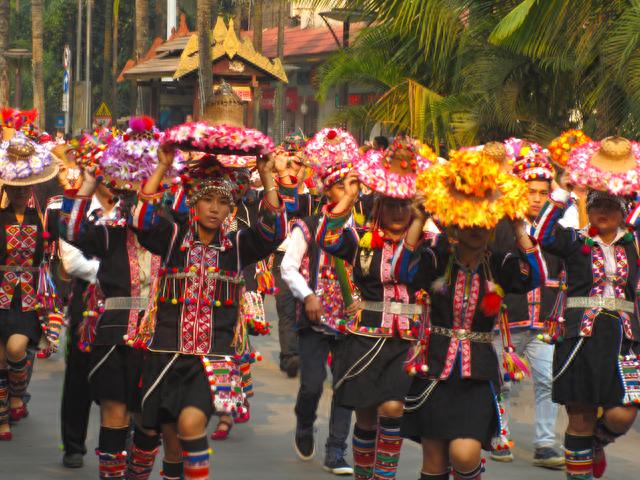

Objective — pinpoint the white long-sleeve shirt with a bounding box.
[58,196,117,284]
[280,226,314,301]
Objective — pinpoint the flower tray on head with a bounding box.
[101,116,183,191]
[567,136,640,196]
[164,122,274,167]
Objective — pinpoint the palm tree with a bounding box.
[273,0,286,143]
[0,0,9,107]
[135,0,149,61]
[102,0,114,107]
[112,0,120,116]
[155,0,167,39]
[197,0,213,114]
[252,0,263,129]
[311,0,640,149]
[31,0,45,130]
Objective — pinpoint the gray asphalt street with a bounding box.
[1,297,638,479]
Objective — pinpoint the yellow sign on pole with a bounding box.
[93,102,112,128]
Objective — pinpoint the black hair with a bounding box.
[373,136,389,150]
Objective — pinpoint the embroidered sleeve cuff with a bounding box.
[256,196,287,243]
[626,201,640,228]
[59,194,92,243]
[321,203,351,231]
[130,196,163,231]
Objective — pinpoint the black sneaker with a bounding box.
[294,430,315,461]
[533,447,564,469]
[323,456,354,476]
[62,452,84,468]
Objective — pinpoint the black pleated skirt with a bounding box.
[331,334,412,410]
[401,367,499,450]
[0,302,42,345]
[553,311,638,408]
[140,352,214,430]
[88,345,144,412]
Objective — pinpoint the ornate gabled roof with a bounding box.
[173,16,288,83]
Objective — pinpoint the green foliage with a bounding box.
[316,0,640,149]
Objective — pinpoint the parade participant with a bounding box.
[533,136,640,479]
[59,118,177,479]
[210,168,257,441]
[392,148,542,480]
[316,136,433,480]
[0,131,59,441]
[50,136,107,468]
[281,128,358,474]
[273,131,312,377]
[131,122,286,480]
[489,144,564,468]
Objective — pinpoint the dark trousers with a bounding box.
[60,322,93,455]
[274,254,299,367]
[295,328,352,452]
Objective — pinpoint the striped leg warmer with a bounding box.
[7,356,29,398]
[126,428,160,480]
[564,434,593,479]
[180,435,210,480]
[372,416,403,480]
[353,425,376,480]
[453,462,484,479]
[0,369,8,427]
[161,460,184,480]
[97,426,129,479]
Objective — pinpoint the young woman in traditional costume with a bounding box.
[0,130,59,441]
[533,136,640,479]
[316,136,433,480]
[130,122,287,480]
[393,148,543,480]
[59,118,178,479]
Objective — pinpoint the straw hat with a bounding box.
[567,136,640,195]
[0,131,58,186]
[417,148,528,228]
[356,135,436,199]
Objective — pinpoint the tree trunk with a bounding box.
[135,0,149,60]
[134,0,149,114]
[102,0,113,106]
[197,0,212,112]
[31,0,45,129]
[0,0,9,107]
[155,0,167,39]
[234,0,242,35]
[273,0,286,143]
[112,0,119,117]
[252,0,262,129]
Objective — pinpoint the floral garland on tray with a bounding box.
[100,116,183,188]
[164,122,275,161]
[567,140,640,196]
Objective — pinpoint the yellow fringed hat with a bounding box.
[417,149,529,228]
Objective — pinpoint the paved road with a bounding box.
[1,297,638,479]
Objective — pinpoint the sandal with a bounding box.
[210,418,233,441]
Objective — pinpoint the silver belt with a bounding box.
[165,272,244,284]
[431,325,493,343]
[361,301,423,316]
[0,265,39,273]
[566,296,635,314]
[104,296,149,311]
